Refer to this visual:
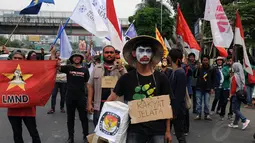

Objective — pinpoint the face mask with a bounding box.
[136,46,152,65]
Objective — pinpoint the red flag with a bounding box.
[106,0,123,51]
[216,46,228,58]
[234,10,253,75]
[0,61,57,108]
[176,4,201,51]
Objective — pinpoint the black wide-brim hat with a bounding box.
[123,35,164,67]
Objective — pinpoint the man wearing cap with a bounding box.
[211,56,225,116]
[87,45,127,126]
[51,48,90,143]
[107,36,172,143]
[2,46,42,143]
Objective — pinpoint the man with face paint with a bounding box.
[107,36,172,143]
[87,45,127,127]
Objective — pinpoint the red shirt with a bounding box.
[8,107,36,117]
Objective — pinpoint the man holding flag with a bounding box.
[51,47,90,143]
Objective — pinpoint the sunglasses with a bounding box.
[104,51,115,54]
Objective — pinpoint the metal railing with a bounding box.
[0,10,129,26]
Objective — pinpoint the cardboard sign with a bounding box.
[87,134,109,143]
[101,76,118,88]
[128,95,173,124]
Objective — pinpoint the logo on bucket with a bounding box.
[99,112,120,136]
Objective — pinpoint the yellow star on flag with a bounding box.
[2,64,33,91]
[34,0,39,5]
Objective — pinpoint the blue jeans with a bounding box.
[196,90,210,116]
[246,85,254,105]
[232,96,247,125]
[127,132,167,143]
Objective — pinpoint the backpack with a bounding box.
[248,69,255,84]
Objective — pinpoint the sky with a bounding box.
[0,0,141,18]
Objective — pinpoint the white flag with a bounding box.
[60,25,72,59]
[204,0,233,48]
[70,0,108,38]
[91,0,107,25]
[164,38,171,50]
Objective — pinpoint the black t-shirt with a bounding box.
[101,69,111,101]
[60,65,90,94]
[113,70,170,135]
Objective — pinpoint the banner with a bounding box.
[204,0,233,48]
[0,61,57,108]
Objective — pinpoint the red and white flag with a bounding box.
[216,46,228,58]
[234,11,253,75]
[204,0,233,48]
[106,0,123,52]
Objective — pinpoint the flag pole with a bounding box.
[160,0,163,32]
[4,15,24,46]
[209,42,214,57]
[53,17,70,45]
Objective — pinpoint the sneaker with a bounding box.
[205,115,213,121]
[194,115,201,120]
[184,133,188,136]
[228,123,238,128]
[47,109,55,114]
[210,111,215,115]
[228,115,233,121]
[220,116,224,121]
[242,119,250,130]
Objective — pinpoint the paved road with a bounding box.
[0,96,255,143]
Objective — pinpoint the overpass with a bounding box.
[0,10,129,36]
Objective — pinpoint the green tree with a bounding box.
[224,0,255,47]
[129,0,174,39]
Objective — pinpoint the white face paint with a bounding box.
[136,46,152,65]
